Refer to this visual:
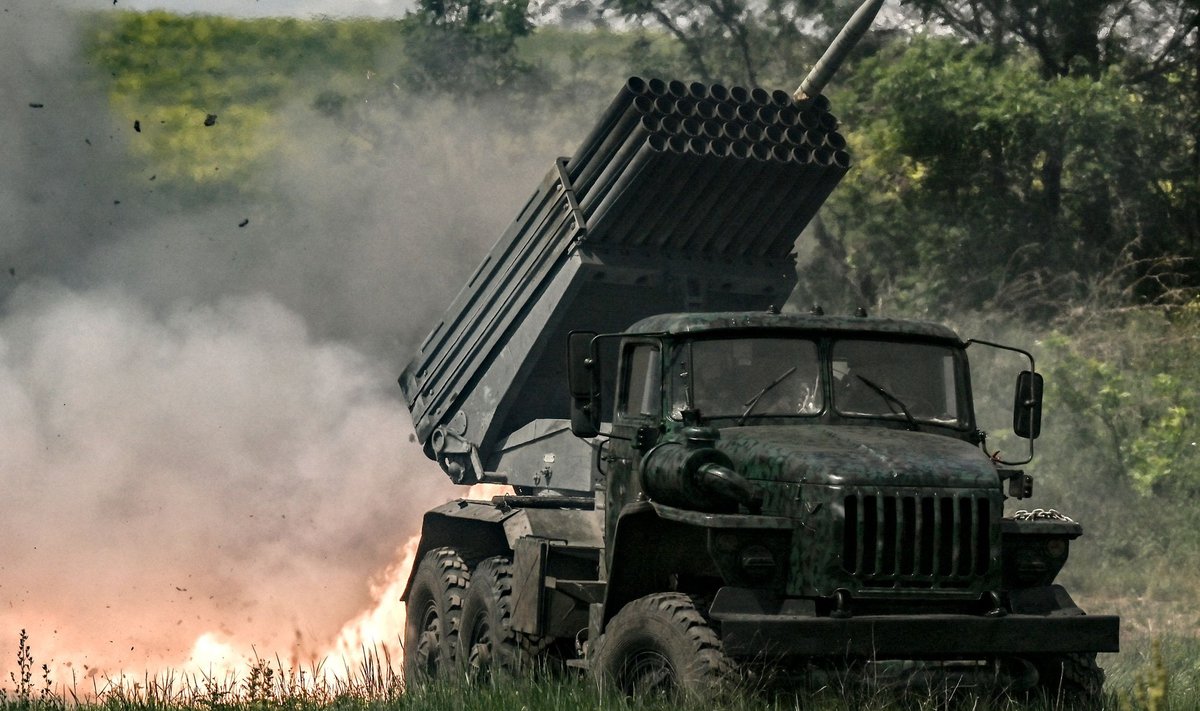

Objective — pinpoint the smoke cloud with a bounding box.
[0,1,577,681]
[0,285,444,671]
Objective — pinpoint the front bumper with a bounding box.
[710,611,1120,658]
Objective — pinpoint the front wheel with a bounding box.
[591,592,736,699]
[1030,652,1106,708]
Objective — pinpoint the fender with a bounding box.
[399,500,512,601]
[601,501,795,626]
[400,498,603,601]
[601,502,703,626]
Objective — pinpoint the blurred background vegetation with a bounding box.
[79,0,1196,681]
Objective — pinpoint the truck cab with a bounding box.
[568,312,1116,696]
[590,313,994,601]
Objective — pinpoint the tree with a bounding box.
[823,35,1187,315]
[399,0,536,94]
[595,0,862,87]
[903,0,1197,81]
[898,0,1199,283]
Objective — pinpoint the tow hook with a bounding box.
[831,588,852,619]
[985,591,1007,618]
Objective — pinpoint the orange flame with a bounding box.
[318,483,509,676]
[17,484,511,693]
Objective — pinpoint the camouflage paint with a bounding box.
[709,426,1004,598]
[611,319,1009,606]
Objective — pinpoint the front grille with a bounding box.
[841,493,992,588]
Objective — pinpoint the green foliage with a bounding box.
[595,0,842,87]
[1121,639,1170,711]
[86,12,404,192]
[826,35,1185,315]
[902,0,1199,87]
[397,0,536,94]
[2,634,1199,711]
[1042,302,1200,495]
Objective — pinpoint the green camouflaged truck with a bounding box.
[396,0,1118,699]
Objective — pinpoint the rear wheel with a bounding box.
[458,556,553,680]
[592,592,736,699]
[403,547,470,685]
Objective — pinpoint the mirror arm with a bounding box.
[964,338,1036,373]
[965,338,1040,465]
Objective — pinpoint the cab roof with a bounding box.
[625,311,964,343]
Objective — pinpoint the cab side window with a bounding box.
[618,343,661,420]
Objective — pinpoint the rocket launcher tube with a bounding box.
[579,115,662,214]
[582,134,674,240]
[567,76,649,176]
[795,0,886,101]
[402,74,850,478]
[573,96,655,196]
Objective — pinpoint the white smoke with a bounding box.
[0,283,455,674]
[0,0,576,683]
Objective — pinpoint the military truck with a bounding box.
[397,0,1119,698]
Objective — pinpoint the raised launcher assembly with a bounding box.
[399,79,852,492]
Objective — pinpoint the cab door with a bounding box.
[604,339,662,566]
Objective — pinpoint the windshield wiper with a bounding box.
[738,366,797,425]
[855,375,918,430]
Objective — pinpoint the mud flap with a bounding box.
[510,537,549,635]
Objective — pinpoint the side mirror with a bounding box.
[567,331,601,437]
[1013,371,1043,440]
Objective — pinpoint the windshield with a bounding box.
[676,335,968,427]
[689,337,823,419]
[832,339,965,426]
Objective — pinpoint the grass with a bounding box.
[2,627,1196,711]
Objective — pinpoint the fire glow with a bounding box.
[37,484,509,692]
[181,484,508,683]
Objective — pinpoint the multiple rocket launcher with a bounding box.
[401,79,854,485]
[564,77,850,261]
[401,76,853,487]
[403,0,890,486]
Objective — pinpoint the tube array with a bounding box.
[564,77,850,258]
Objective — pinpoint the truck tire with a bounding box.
[403,547,470,685]
[1031,652,1105,707]
[592,592,736,699]
[458,556,553,680]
